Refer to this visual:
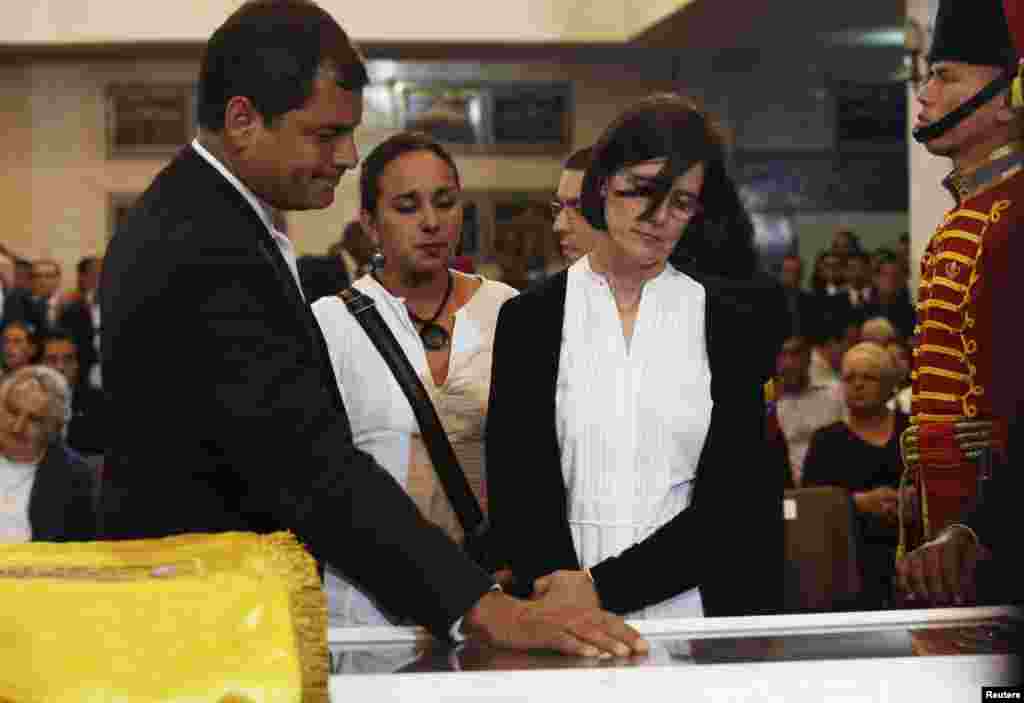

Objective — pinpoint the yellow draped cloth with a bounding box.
[0,531,327,703]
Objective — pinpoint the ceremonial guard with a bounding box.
[896,0,1022,606]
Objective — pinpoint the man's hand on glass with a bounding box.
[460,588,647,658]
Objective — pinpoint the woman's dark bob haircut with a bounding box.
[359,131,461,215]
[581,92,757,279]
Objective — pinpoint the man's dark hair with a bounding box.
[563,146,593,172]
[847,249,871,264]
[77,256,100,277]
[359,131,460,215]
[198,0,369,131]
[580,93,757,280]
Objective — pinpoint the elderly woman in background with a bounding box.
[486,93,782,619]
[802,341,913,609]
[312,132,518,626]
[0,365,96,543]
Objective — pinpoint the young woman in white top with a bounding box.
[312,132,517,626]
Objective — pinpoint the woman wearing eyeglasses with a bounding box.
[486,94,783,618]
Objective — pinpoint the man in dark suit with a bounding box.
[778,253,818,341]
[57,258,103,392]
[100,0,643,656]
[861,250,916,341]
[41,329,105,458]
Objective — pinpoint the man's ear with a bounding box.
[359,210,380,249]
[223,96,262,145]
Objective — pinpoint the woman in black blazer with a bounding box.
[486,94,783,618]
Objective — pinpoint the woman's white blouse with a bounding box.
[0,455,38,543]
[557,256,712,619]
[311,273,517,626]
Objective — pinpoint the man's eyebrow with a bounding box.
[624,172,661,185]
[315,122,359,134]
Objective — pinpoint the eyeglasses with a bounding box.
[550,197,583,219]
[611,185,703,221]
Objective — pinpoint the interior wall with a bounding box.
[0,55,677,278]
[907,0,951,295]
[0,43,908,284]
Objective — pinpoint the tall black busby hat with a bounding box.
[927,0,1018,68]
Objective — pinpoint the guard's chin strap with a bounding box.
[913,73,1013,143]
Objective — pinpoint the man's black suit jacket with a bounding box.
[485,269,784,617]
[2,288,46,334]
[99,146,492,638]
[29,443,97,542]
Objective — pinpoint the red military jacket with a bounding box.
[913,141,1023,456]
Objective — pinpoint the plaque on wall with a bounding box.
[833,80,907,150]
[394,81,571,155]
[490,83,572,153]
[398,83,486,147]
[106,84,195,157]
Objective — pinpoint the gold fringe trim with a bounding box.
[261,532,329,703]
[0,531,326,702]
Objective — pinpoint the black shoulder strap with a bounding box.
[337,287,488,540]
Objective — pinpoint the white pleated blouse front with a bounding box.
[556,256,713,619]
